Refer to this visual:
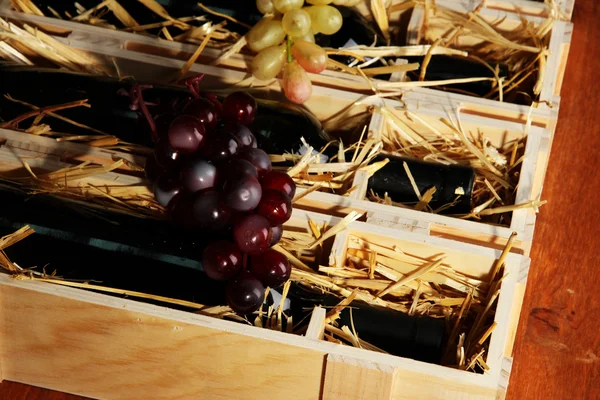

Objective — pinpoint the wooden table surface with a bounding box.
[1,1,599,399]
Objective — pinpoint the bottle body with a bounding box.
[368,154,475,214]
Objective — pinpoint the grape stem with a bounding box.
[130,85,157,143]
[286,36,293,64]
[177,74,205,99]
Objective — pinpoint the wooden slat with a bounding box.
[322,354,396,400]
[0,275,327,400]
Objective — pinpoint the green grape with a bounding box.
[332,0,348,4]
[256,0,275,14]
[307,0,333,4]
[283,60,312,104]
[247,17,287,53]
[304,5,342,35]
[252,45,286,80]
[282,9,312,37]
[291,40,328,73]
[291,32,315,43]
[273,0,304,13]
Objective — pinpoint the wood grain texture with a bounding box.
[0,283,326,400]
[322,354,396,400]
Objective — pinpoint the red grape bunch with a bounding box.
[144,90,296,315]
[248,0,353,104]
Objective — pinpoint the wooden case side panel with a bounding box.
[322,354,500,400]
[322,354,396,400]
[0,281,326,400]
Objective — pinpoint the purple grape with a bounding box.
[168,115,206,154]
[154,174,181,207]
[233,214,272,254]
[261,170,296,199]
[222,92,257,126]
[180,158,217,193]
[250,249,291,288]
[226,272,265,314]
[220,159,258,184]
[223,174,262,211]
[155,113,176,140]
[270,225,283,246]
[256,189,292,226]
[169,194,197,230]
[202,241,242,281]
[154,138,181,168]
[192,190,233,231]
[144,155,163,183]
[183,98,219,130]
[237,148,272,178]
[227,123,257,148]
[200,133,239,162]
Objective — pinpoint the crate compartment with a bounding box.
[0,0,571,132]
[0,205,529,400]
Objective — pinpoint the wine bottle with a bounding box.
[401,55,509,97]
[315,6,388,75]
[368,154,475,214]
[0,66,332,152]
[287,284,446,363]
[0,184,230,307]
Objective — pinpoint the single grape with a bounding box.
[154,174,181,207]
[273,0,304,13]
[144,155,163,183]
[226,272,266,315]
[237,148,272,177]
[256,0,275,14]
[193,190,234,231]
[180,158,217,193]
[270,224,283,246]
[308,0,333,3]
[247,16,287,53]
[252,45,287,81]
[282,60,312,104]
[250,249,291,287]
[256,189,292,225]
[227,123,258,148]
[168,115,206,154]
[291,40,328,73]
[332,0,347,4]
[202,241,242,281]
[220,159,259,186]
[202,93,223,116]
[223,174,263,211]
[154,138,181,168]
[233,214,273,254]
[291,32,315,43]
[183,98,219,130]
[154,112,176,140]
[169,193,197,230]
[260,170,297,198]
[200,133,239,162]
[282,9,312,37]
[304,5,342,35]
[222,92,258,126]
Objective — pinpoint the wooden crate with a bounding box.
[0,202,530,400]
[354,0,575,22]
[0,0,572,133]
[0,31,552,256]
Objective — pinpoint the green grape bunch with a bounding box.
[248,0,353,104]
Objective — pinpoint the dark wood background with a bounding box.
[1,0,599,398]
